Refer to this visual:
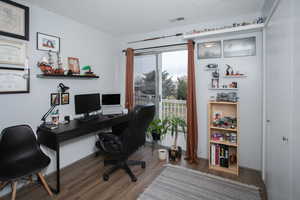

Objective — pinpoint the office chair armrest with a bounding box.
[96,133,123,154]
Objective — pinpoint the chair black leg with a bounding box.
[104,160,118,166]
[127,160,146,168]
[103,164,120,181]
[122,164,137,182]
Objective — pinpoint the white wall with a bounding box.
[0,0,119,196]
[117,13,263,170]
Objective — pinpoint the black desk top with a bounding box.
[37,114,129,150]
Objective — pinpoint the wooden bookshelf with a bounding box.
[208,101,239,175]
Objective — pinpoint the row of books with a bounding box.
[210,144,229,168]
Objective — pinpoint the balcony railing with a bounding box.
[161,99,187,121]
[134,95,187,121]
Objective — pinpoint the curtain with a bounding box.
[186,40,198,164]
[125,48,134,111]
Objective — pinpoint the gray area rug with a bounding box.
[138,165,261,200]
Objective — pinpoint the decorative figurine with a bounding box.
[38,56,53,74]
[54,52,64,75]
[226,64,234,76]
[82,65,95,76]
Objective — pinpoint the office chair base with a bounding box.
[103,160,146,182]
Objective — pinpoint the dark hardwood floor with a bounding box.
[2,146,267,200]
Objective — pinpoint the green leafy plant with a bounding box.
[169,117,187,148]
[147,118,170,141]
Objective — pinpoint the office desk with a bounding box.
[37,114,129,194]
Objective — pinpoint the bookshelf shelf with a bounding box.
[210,126,237,132]
[210,140,238,147]
[208,101,239,175]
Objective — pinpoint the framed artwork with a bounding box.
[0,0,29,40]
[197,41,221,59]
[68,57,80,74]
[223,37,256,58]
[37,32,60,52]
[0,39,26,65]
[61,93,69,105]
[0,67,29,94]
[50,93,60,106]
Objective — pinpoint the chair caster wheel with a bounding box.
[131,177,137,182]
[141,162,146,169]
[103,175,109,181]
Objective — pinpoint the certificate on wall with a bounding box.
[0,67,29,94]
[0,0,29,40]
[0,39,26,65]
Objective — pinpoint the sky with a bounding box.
[162,50,187,81]
[134,50,187,81]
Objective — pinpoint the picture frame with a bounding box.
[197,41,222,59]
[50,93,60,106]
[223,37,256,58]
[0,39,26,65]
[61,93,69,105]
[68,57,80,74]
[0,0,29,40]
[0,67,29,94]
[37,32,60,53]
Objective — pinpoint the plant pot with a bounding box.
[151,131,161,141]
[158,149,167,161]
[168,146,182,161]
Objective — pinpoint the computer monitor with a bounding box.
[75,93,101,117]
[102,94,121,106]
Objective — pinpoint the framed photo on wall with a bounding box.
[0,67,30,94]
[0,39,26,65]
[61,93,69,105]
[197,41,222,59]
[223,37,256,58]
[0,0,29,40]
[37,32,60,52]
[68,57,80,74]
[50,93,60,106]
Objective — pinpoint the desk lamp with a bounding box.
[41,83,70,125]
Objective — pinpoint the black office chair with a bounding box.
[96,104,155,182]
[0,125,53,200]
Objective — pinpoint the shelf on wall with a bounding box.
[183,23,264,40]
[36,74,99,79]
[209,88,238,91]
[223,75,247,78]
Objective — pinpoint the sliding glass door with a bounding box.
[134,49,187,149]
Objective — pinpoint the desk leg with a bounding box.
[56,146,60,193]
[49,146,60,194]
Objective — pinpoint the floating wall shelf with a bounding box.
[209,88,238,91]
[223,75,247,78]
[183,23,264,40]
[36,74,99,79]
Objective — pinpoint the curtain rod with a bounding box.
[122,42,188,53]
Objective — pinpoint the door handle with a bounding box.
[282,136,289,143]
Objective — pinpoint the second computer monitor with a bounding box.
[102,94,121,106]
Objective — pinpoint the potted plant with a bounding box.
[147,118,170,160]
[147,118,170,142]
[168,117,187,161]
